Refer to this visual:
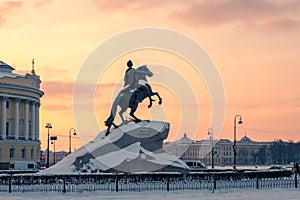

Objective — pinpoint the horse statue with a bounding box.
[104,65,162,136]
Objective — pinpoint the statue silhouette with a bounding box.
[104,62,162,136]
[121,60,137,93]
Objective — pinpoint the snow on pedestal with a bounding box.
[39,121,189,174]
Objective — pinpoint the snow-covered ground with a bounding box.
[0,189,299,200]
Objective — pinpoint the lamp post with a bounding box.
[45,123,52,168]
[208,128,214,169]
[50,136,57,165]
[233,115,243,170]
[69,128,76,154]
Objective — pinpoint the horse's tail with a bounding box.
[104,95,121,127]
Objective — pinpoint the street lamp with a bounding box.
[208,128,214,169]
[233,114,243,170]
[69,128,77,154]
[50,136,57,165]
[45,123,52,168]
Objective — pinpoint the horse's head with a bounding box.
[136,65,153,78]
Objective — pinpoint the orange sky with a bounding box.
[1,0,300,151]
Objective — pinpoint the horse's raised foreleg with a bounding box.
[152,92,162,105]
[147,96,155,108]
[143,84,155,108]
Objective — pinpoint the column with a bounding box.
[1,97,7,139]
[35,102,40,140]
[14,98,20,140]
[24,100,29,140]
[31,101,36,140]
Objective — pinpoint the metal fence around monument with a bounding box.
[0,172,299,193]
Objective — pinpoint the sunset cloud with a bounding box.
[42,81,74,98]
[41,81,116,113]
[1,0,300,149]
[170,0,300,30]
[89,0,162,13]
[42,104,72,111]
[262,18,300,31]
[34,0,52,8]
[0,1,23,26]
[42,80,119,100]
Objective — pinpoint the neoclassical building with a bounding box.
[164,133,272,167]
[0,60,43,169]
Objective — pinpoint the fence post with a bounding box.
[256,177,259,189]
[213,175,217,190]
[167,178,170,191]
[8,176,12,193]
[115,176,119,192]
[63,178,66,193]
[295,173,298,188]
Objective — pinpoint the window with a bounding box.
[37,149,39,160]
[28,122,31,139]
[10,147,15,159]
[31,148,34,159]
[6,122,9,137]
[27,164,34,169]
[22,148,26,159]
[6,101,9,109]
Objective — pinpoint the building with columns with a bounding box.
[0,60,43,170]
[163,133,273,167]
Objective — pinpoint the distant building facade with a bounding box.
[40,150,68,167]
[0,61,43,169]
[164,133,273,167]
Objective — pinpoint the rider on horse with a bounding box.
[121,60,137,93]
[104,60,162,136]
[120,60,155,107]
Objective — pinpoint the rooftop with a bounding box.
[0,61,14,73]
[175,133,193,144]
[0,61,27,79]
[239,135,253,143]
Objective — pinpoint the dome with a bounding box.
[239,136,253,143]
[0,61,14,73]
[175,133,193,144]
[0,61,24,78]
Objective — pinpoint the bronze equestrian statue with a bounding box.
[104,60,162,136]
